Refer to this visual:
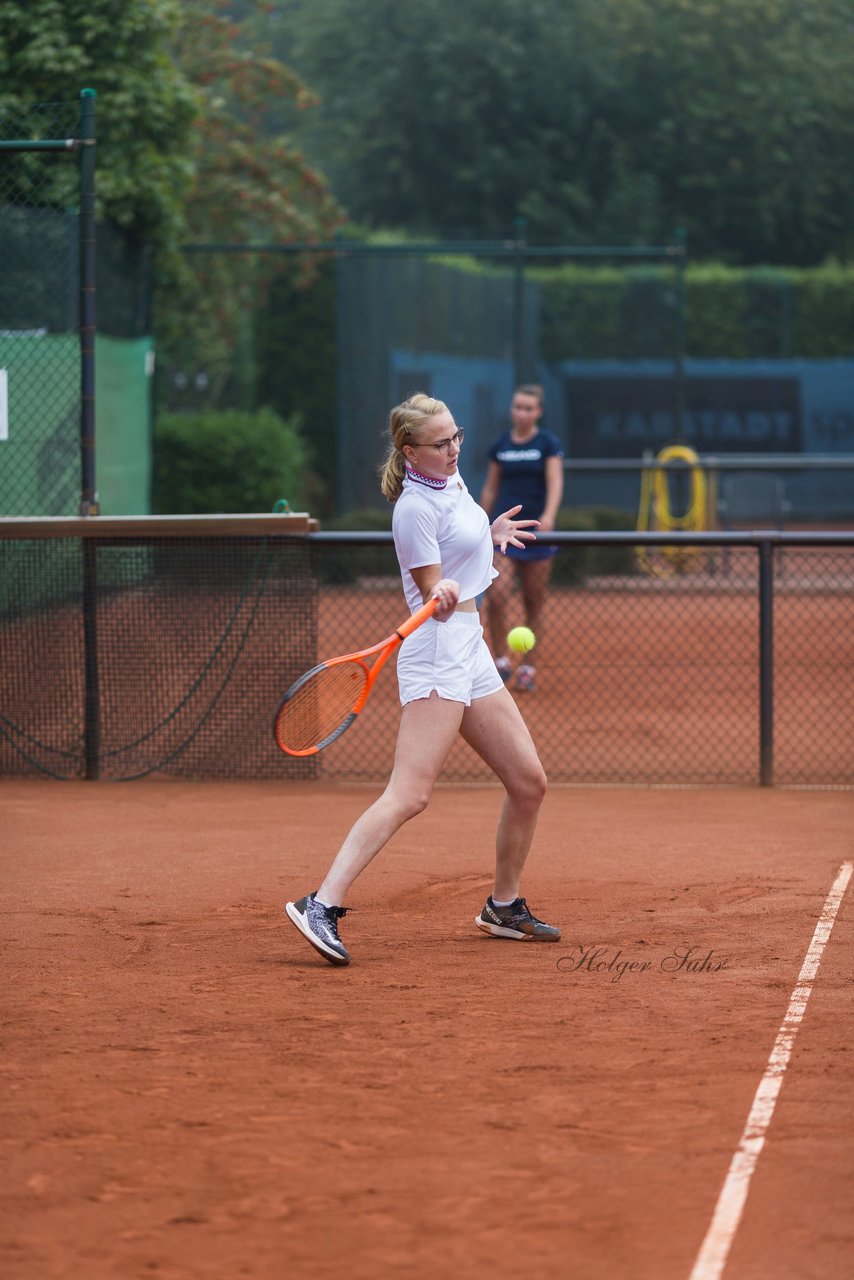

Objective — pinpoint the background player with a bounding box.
[479,384,564,692]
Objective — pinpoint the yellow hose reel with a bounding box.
[637,444,708,575]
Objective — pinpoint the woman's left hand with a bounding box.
[491,505,539,555]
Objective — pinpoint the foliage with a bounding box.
[276,0,854,265]
[254,258,337,513]
[309,504,636,585]
[538,263,854,360]
[0,0,197,248]
[551,507,638,584]
[153,406,307,514]
[0,0,346,407]
[312,507,398,584]
[157,0,345,408]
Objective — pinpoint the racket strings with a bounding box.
[275,661,368,753]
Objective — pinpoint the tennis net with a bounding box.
[0,516,317,780]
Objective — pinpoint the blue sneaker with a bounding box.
[515,664,535,693]
[286,892,351,966]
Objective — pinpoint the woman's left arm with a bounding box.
[538,455,565,533]
[491,505,539,555]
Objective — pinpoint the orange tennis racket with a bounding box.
[274,597,439,757]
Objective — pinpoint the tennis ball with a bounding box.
[507,626,536,654]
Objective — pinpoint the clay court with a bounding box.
[2,781,852,1280]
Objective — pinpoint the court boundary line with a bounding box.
[688,859,853,1280]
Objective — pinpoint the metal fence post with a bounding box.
[512,216,526,388]
[672,226,687,445]
[78,88,98,517]
[78,89,100,777]
[758,540,775,785]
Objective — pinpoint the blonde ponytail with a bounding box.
[379,449,407,503]
[378,392,447,502]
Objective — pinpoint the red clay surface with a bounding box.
[2,782,853,1279]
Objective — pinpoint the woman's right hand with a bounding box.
[430,578,460,622]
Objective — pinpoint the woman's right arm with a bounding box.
[479,460,502,516]
[410,565,460,621]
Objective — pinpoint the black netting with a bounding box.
[302,536,853,787]
[774,548,854,786]
[0,532,317,780]
[2,529,851,786]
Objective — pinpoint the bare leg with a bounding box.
[518,557,555,642]
[483,554,517,659]
[459,688,547,901]
[317,694,464,905]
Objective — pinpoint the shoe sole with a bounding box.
[475,914,560,942]
[285,901,351,966]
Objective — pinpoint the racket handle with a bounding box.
[395,596,440,641]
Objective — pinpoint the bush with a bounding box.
[153,407,306,514]
[254,262,337,515]
[539,262,854,360]
[313,507,398,584]
[312,505,637,587]
[551,506,637,584]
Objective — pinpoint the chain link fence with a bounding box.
[307,532,853,788]
[1,95,154,519]
[1,522,851,787]
[175,239,853,525]
[0,100,83,516]
[176,240,685,520]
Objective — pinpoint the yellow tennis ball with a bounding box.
[507,626,536,654]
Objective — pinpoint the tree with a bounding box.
[276,0,854,263]
[600,0,854,264]
[0,0,197,250]
[0,0,346,400]
[159,0,345,406]
[279,0,602,239]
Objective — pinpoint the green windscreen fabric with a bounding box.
[0,333,79,515]
[0,334,152,516]
[96,335,152,515]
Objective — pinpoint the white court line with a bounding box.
[689,860,853,1280]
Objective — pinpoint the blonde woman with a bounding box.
[286,393,560,966]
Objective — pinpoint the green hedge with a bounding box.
[550,506,637,584]
[313,507,398,584]
[153,407,306,514]
[254,262,337,513]
[252,259,854,502]
[539,263,854,360]
[313,505,636,586]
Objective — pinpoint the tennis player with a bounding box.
[479,384,564,692]
[286,392,560,965]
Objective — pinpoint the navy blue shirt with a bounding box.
[488,428,565,522]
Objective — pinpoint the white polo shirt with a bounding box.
[393,468,498,614]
